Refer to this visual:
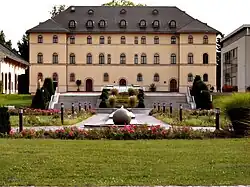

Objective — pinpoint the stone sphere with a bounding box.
[113,107,131,125]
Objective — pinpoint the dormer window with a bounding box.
[68,20,76,29]
[139,20,147,28]
[99,20,106,28]
[120,9,126,14]
[86,20,94,28]
[119,19,127,28]
[88,9,94,15]
[169,20,176,28]
[152,20,160,28]
[152,9,159,15]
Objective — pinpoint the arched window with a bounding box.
[52,53,58,64]
[37,73,43,81]
[188,35,193,44]
[37,35,43,43]
[107,54,111,64]
[154,53,160,64]
[141,53,147,64]
[108,36,111,44]
[171,36,176,44]
[53,35,58,43]
[139,20,147,28]
[37,53,43,64]
[99,53,105,64]
[188,73,193,82]
[203,35,208,44]
[70,73,75,82]
[203,53,209,64]
[87,36,92,44]
[121,36,126,44]
[86,20,94,28]
[171,53,176,64]
[188,53,194,64]
[70,53,76,64]
[154,36,159,44]
[154,73,160,82]
[69,36,75,44]
[69,20,76,28]
[169,20,176,28]
[119,19,127,28]
[152,20,160,28]
[134,54,138,64]
[137,73,143,82]
[120,53,126,64]
[203,73,208,82]
[141,36,146,44]
[134,36,138,44]
[100,36,105,44]
[103,73,109,82]
[86,53,92,64]
[99,20,106,28]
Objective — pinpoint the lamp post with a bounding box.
[215,108,220,130]
[19,108,23,132]
[163,103,166,113]
[179,104,183,121]
[61,103,64,125]
[79,102,81,112]
[170,103,173,116]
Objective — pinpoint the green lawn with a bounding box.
[0,94,32,107]
[0,139,249,186]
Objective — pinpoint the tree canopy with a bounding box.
[102,0,146,6]
[0,30,13,49]
[17,34,29,61]
[50,5,66,17]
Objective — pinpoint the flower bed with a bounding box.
[1,125,234,140]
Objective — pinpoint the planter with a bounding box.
[227,108,250,136]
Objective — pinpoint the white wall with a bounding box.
[0,59,26,94]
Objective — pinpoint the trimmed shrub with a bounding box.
[31,89,46,109]
[137,97,145,108]
[100,89,109,100]
[137,89,144,100]
[108,95,116,108]
[128,96,137,108]
[76,80,82,91]
[0,107,11,134]
[128,88,137,96]
[218,93,250,136]
[111,88,118,96]
[43,78,54,97]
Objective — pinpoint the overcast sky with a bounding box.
[0,0,249,48]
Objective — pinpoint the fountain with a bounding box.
[105,106,139,125]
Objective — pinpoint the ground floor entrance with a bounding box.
[86,79,93,92]
[119,79,127,86]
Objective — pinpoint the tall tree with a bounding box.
[0,30,12,49]
[17,34,29,61]
[102,0,146,6]
[50,5,66,18]
[216,37,222,92]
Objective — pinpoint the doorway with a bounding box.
[119,79,127,86]
[86,79,93,92]
[52,73,58,92]
[170,79,178,92]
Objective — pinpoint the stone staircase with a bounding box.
[54,94,100,110]
[144,93,190,109]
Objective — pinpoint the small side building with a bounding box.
[221,24,250,92]
[0,43,29,94]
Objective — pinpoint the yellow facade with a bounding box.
[29,33,217,93]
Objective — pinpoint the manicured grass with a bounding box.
[0,94,32,107]
[0,139,249,186]
[10,113,92,127]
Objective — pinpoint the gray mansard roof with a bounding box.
[0,43,29,66]
[27,6,219,34]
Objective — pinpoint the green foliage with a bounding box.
[102,0,146,6]
[43,78,54,97]
[31,89,46,109]
[217,93,250,136]
[128,88,138,96]
[50,5,66,17]
[128,96,137,108]
[137,89,144,100]
[17,34,29,61]
[111,88,118,96]
[137,97,145,108]
[0,107,11,134]
[108,95,117,108]
[100,89,109,100]
[76,80,82,91]
[149,83,156,92]
[0,30,13,49]
[0,94,32,107]
[191,75,211,110]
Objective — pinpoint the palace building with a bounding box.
[27,6,219,94]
